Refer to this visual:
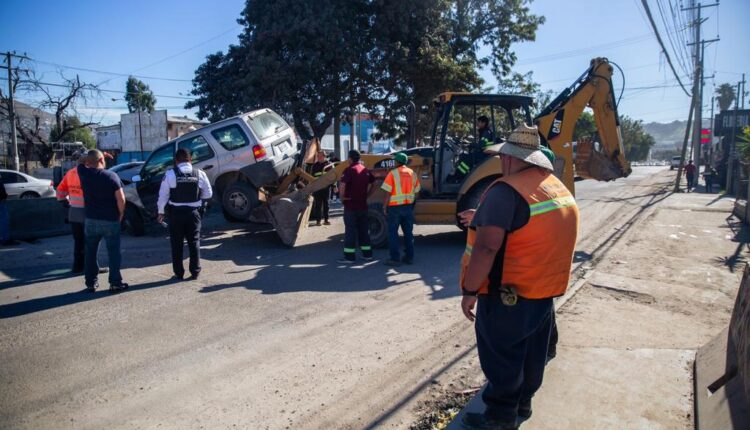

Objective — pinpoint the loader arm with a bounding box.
[535,57,632,193]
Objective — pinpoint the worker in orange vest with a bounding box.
[380,152,420,266]
[458,124,579,429]
[56,157,89,273]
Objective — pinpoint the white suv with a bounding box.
[123,108,298,235]
[670,156,681,170]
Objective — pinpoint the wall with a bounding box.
[121,110,168,153]
[97,127,122,151]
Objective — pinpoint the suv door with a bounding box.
[136,143,175,212]
[177,134,218,184]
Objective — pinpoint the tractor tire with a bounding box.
[367,203,389,249]
[222,181,259,222]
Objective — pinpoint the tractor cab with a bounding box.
[424,92,534,196]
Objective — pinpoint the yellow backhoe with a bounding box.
[256,58,632,247]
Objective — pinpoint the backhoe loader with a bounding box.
[257,57,632,247]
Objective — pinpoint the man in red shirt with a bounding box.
[684,159,697,191]
[337,149,375,263]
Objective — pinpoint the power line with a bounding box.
[0,76,196,100]
[639,0,692,96]
[27,58,192,82]
[516,33,655,66]
[96,25,242,86]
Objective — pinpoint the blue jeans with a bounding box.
[84,219,122,287]
[0,202,9,243]
[386,204,415,261]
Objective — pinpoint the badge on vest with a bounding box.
[500,285,518,306]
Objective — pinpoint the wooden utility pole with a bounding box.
[3,52,20,171]
[725,82,741,193]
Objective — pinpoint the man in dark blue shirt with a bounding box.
[78,150,128,292]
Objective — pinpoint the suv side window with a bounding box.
[178,135,215,163]
[141,144,174,182]
[211,124,249,151]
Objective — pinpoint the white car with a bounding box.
[0,169,56,199]
[670,156,681,170]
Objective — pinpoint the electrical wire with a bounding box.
[27,59,192,82]
[0,76,196,100]
[639,0,692,97]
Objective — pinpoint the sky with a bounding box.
[1,0,748,128]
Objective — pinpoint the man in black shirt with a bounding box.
[310,150,333,226]
[78,150,128,292]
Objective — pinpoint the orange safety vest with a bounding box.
[56,167,85,209]
[460,168,579,299]
[381,166,421,206]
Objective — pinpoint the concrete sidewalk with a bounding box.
[449,189,745,429]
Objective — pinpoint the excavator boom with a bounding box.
[535,57,632,192]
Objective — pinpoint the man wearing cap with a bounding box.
[381,152,421,266]
[337,149,375,263]
[310,150,333,226]
[459,124,579,429]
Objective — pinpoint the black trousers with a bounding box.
[71,221,85,271]
[475,295,553,422]
[312,189,330,222]
[168,206,202,277]
[343,209,372,260]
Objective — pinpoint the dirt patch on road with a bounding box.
[409,388,476,430]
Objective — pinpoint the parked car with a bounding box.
[0,169,56,199]
[109,162,144,185]
[122,108,299,235]
[670,156,681,170]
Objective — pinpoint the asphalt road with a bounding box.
[0,166,668,429]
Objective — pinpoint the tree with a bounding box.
[620,115,655,161]
[715,83,736,111]
[0,67,98,168]
[572,111,596,142]
[187,0,544,146]
[125,76,157,112]
[51,116,96,149]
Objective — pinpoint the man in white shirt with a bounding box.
[157,148,213,280]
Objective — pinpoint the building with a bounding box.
[320,113,389,160]
[96,111,207,163]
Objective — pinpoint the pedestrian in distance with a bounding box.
[78,150,129,292]
[684,159,697,191]
[337,149,375,264]
[703,165,716,193]
[157,148,213,281]
[381,152,421,266]
[459,124,579,430]
[311,150,333,226]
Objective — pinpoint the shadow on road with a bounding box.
[0,278,177,318]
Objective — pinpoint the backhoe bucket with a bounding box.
[255,191,313,247]
[575,139,631,181]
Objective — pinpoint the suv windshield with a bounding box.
[246,111,288,141]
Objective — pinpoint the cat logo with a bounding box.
[548,110,565,140]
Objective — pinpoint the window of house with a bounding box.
[211,124,250,151]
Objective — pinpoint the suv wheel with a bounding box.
[123,205,145,236]
[222,182,259,222]
[20,192,40,199]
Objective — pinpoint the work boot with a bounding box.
[85,282,98,293]
[461,412,518,430]
[323,220,331,225]
[109,282,129,293]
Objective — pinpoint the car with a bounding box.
[109,162,144,185]
[670,156,681,170]
[0,169,56,199]
[122,108,299,235]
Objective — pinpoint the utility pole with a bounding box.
[709,95,715,166]
[726,82,741,193]
[683,1,719,175]
[2,52,22,171]
[742,73,747,108]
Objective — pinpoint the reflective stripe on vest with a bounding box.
[387,167,418,206]
[459,168,579,299]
